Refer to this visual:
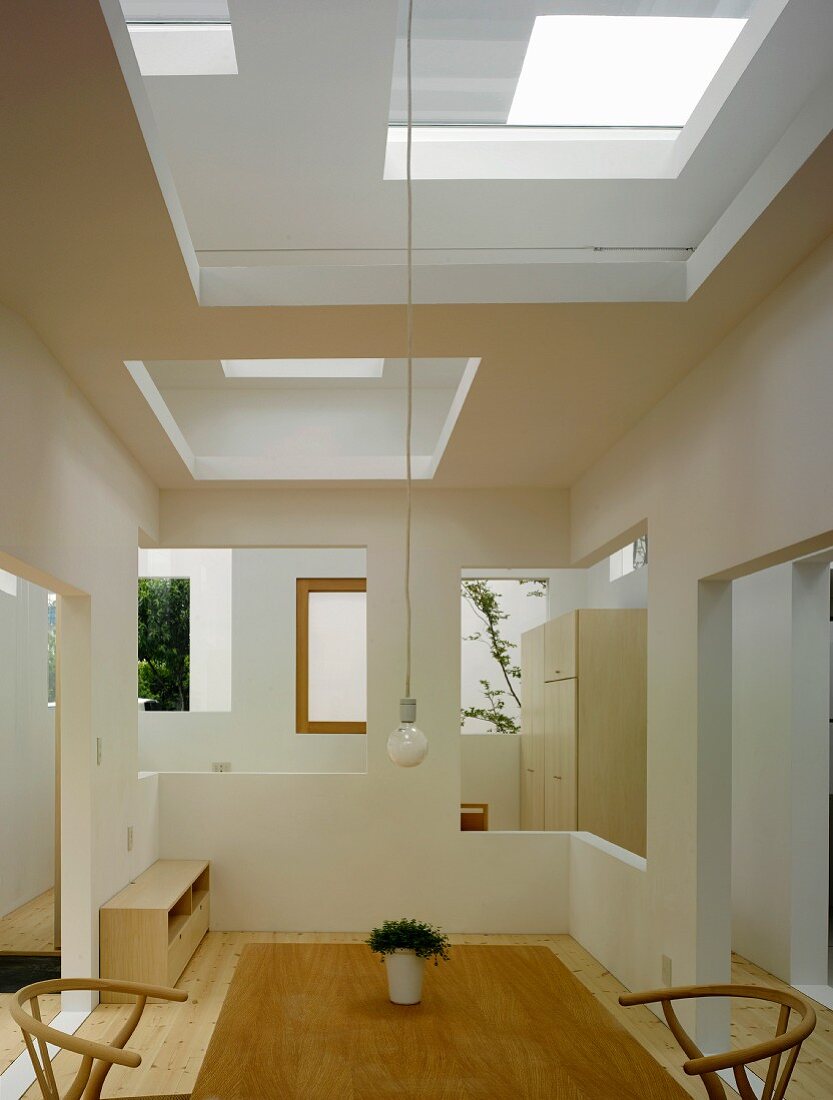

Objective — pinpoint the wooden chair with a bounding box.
[619,983,816,1100]
[10,976,189,1100]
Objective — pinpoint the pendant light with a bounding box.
[387,0,428,768]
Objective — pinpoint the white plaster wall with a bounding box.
[155,488,573,932]
[139,548,367,773]
[569,232,833,1016]
[731,564,793,978]
[0,305,158,987]
[460,735,520,831]
[162,388,451,459]
[586,554,648,610]
[0,579,55,919]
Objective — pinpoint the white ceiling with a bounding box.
[133,358,479,479]
[1,0,832,491]
[111,0,833,306]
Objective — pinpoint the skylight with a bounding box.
[121,1,237,77]
[508,16,746,128]
[220,359,385,380]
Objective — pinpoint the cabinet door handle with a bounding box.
[553,775,561,780]
[526,768,534,773]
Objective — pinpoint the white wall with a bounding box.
[0,304,158,991]
[460,734,520,830]
[732,565,793,978]
[586,553,648,610]
[569,230,833,1040]
[139,548,367,773]
[154,488,573,932]
[730,562,830,986]
[0,578,55,919]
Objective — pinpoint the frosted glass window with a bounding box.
[296,578,367,734]
[307,591,367,724]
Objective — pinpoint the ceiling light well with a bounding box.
[220,359,385,380]
[507,15,746,129]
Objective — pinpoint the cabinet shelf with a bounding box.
[100,859,210,1003]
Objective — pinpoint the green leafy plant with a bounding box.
[366,919,451,965]
[460,579,546,734]
[138,577,190,711]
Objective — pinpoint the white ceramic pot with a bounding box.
[385,949,425,1004]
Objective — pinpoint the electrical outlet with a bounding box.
[212,761,232,773]
[127,825,134,852]
[661,954,673,987]
[96,737,102,766]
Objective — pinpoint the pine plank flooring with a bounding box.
[1,933,832,1097]
[0,891,55,953]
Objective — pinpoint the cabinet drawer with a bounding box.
[168,900,208,986]
[544,612,577,681]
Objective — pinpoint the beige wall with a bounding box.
[0,305,158,993]
[569,231,833,1038]
[155,487,574,931]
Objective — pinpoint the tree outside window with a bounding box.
[138,577,190,711]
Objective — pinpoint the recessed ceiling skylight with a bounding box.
[508,16,746,128]
[221,359,385,380]
[121,1,237,77]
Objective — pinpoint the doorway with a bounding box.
[729,557,831,1000]
[0,566,60,986]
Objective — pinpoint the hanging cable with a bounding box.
[403,0,414,698]
[386,0,428,767]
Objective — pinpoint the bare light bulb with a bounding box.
[387,697,428,767]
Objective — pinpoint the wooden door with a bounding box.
[520,626,545,829]
[544,611,577,681]
[544,679,577,830]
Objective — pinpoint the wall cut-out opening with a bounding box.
[459,558,647,856]
[138,548,368,775]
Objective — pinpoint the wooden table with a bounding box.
[192,943,690,1099]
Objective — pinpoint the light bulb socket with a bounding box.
[399,697,417,723]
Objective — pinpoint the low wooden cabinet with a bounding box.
[520,609,647,856]
[100,859,210,1003]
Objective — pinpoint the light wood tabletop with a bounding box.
[191,942,691,1099]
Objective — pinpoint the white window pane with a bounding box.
[128,24,238,76]
[307,591,367,723]
[0,569,18,597]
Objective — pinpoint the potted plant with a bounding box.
[366,918,450,1004]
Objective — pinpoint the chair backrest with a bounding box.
[11,976,188,1100]
[619,983,816,1100]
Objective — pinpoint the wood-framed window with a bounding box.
[296,578,367,734]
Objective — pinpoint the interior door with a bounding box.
[544,679,577,830]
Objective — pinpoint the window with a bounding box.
[138,577,191,711]
[296,578,367,734]
[508,16,746,128]
[610,536,648,582]
[121,1,238,77]
[47,592,57,705]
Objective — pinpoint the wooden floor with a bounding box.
[0,890,56,954]
[0,933,831,1098]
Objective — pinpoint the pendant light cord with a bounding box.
[404,0,414,699]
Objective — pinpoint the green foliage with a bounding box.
[366,919,451,965]
[460,579,547,735]
[138,578,190,711]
